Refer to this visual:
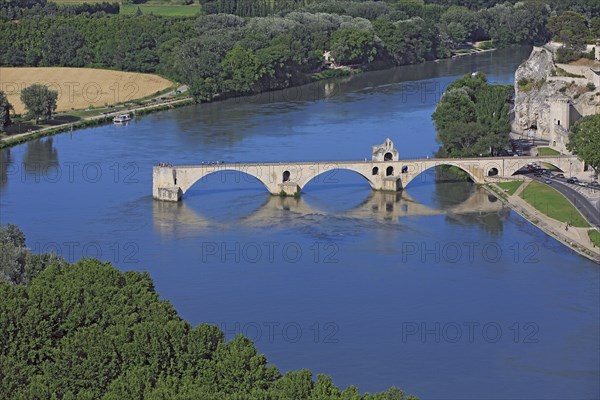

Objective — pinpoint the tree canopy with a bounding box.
[0,224,418,399]
[547,10,591,48]
[568,114,600,174]
[432,73,511,157]
[0,90,12,131]
[19,84,58,123]
[0,1,588,104]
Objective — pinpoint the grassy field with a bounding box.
[51,0,202,16]
[0,67,173,114]
[120,4,202,16]
[520,181,590,227]
[537,147,561,155]
[589,229,600,247]
[496,181,523,196]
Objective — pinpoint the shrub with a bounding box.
[584,47,596,60]
[478,41,494,50]
[556,47,581,63]
[518,78,533,92]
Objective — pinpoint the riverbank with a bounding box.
[0,47,499,150]
[0,97,194,150]
[486,178,600,263]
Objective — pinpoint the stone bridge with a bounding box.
[153,139,583,202]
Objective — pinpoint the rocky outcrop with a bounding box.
[512,46,599,145]
[516,46,554,82]
[513,47,551,134]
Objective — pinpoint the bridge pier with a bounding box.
[381,177,403,192]
[155,186,182,202]
[153,167,183,202]
[278,182,301,196]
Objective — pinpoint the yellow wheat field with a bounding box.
[0,67,174,114]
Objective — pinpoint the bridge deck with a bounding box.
[169,155,576,169]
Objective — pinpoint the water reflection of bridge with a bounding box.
[153,189,506,234]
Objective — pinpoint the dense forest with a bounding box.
[1,0,598,103]
[0,224,417,399]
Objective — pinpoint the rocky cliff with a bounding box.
[512,46,599,143]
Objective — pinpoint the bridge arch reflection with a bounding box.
[153,187,506,235]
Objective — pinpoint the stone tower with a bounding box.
[549,97,571,151]
[550,96,570,132]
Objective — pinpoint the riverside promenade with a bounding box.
[488,178,600,263]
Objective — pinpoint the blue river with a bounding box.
[1,46,598,399]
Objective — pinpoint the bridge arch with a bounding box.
[298,167,376,192]
[403,162,479,188]
[508,160,564,176]
[177,168,275,197]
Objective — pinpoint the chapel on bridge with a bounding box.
[372,138,399,162]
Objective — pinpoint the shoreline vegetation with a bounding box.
[0,224,418,399]
[0,46,496,149]
[0,97,194,149]
[5,0,577,147]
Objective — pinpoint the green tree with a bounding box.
[0,224,27,284]
[330,28,378,65]
[547,11,589,48]
[19,84,58,123]
[0,224,420,399]
[568,114,600,174]
[41,25,86,67]
[433,73,510,157]
[0,90,12,131]
[480,2,550,48]
[0,224,63,285]
[591,16,600,38]
[439,5,478,47]
[220,43,265,93]
[174,36,226,102]
[374,18,432,65]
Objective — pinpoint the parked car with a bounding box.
[554,173,565,179]
[567,178,577,184]
[544,179,552,184]
[590,181,599,187]
[577,182,588,187]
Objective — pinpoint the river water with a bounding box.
[1,47,598,399]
